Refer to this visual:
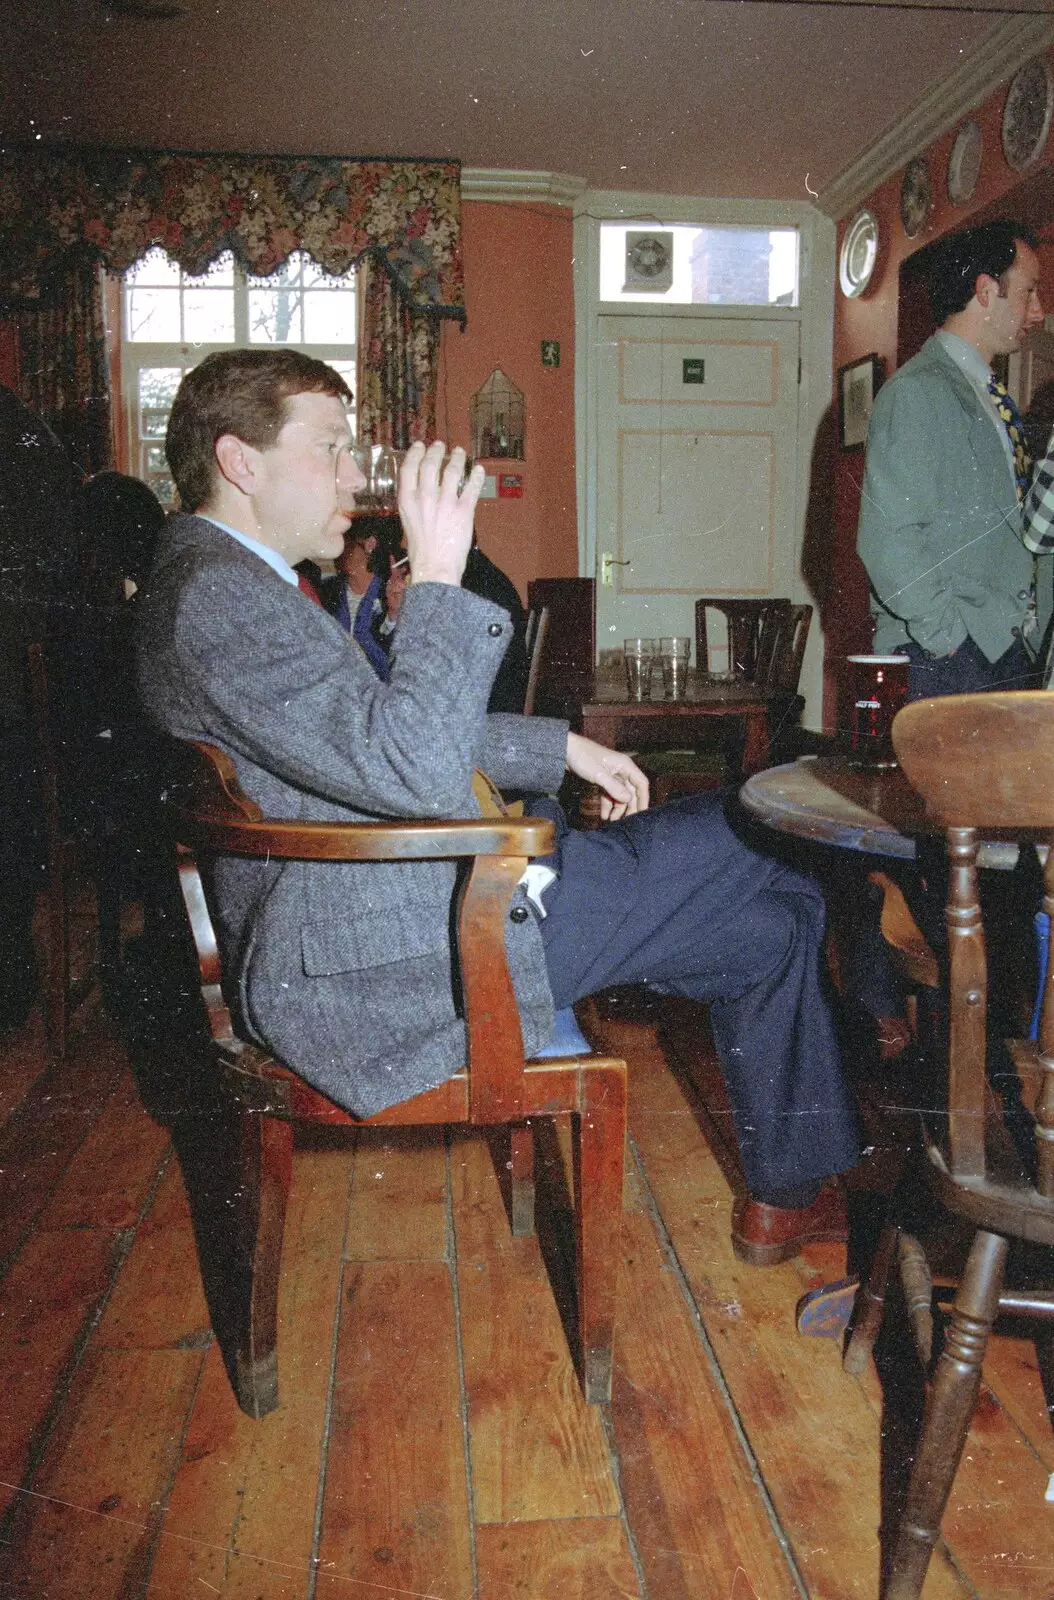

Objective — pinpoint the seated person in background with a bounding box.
[81,470,166,603]
[462,540,529,712]
[63,472,167,798]
[382,524,530,713]
[321,512,403,679]
[137,349,860,1267]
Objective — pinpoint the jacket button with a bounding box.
[510,905,529,923]
[487,621,503,637]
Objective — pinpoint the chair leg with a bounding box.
[574,1064,627,1404]
[234,1110,293,1419]
[844,1220,900,1375]
[885,1229,1008,1600]
[510,1122,535,1237]
[898,1233,934,1369]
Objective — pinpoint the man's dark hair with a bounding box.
[929,220,1039,325]
[166,349,353,512]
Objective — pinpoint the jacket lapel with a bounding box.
[923,340,1019,518]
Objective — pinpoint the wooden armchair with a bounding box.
[164,739,627,1418]
[843,691,1054,1599]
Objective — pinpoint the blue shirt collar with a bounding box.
[200,515,300,587]
[936,330,995,393]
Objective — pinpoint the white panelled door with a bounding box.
[594,315,801,669]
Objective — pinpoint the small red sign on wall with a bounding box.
[498,474,523,499]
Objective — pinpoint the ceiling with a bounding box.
[1,1,1051,201]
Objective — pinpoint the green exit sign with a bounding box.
[682,358,705,385]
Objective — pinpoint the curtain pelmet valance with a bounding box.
[0,146,466,320]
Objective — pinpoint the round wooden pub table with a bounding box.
[739,753,1020,871]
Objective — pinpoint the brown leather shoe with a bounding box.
[731,1184,848,1267]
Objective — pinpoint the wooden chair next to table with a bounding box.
[522,603,550,715]
[843,691,1054,1600]
[695,597,789,681]
[164,738,627,1419]
[525,577,595,712]
[644,598,813,802]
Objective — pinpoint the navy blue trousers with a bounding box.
[536,792,860,1196]
[900,634,1036,702]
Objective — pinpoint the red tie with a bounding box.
[298,574,323,606]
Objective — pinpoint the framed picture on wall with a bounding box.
[837,353,883,451]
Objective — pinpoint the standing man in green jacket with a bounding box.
[857,220,1051,700]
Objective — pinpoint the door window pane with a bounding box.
[599,223,799,307]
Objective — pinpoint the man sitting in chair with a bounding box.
[137,349,858,1267]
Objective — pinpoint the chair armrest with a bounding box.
[168,812,556,862]
[162,737,556,861]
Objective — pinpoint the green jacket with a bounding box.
[857,335,1051,663]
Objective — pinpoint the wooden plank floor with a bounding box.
[3,987,1054,1598]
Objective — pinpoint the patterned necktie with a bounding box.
[987,375,1032,501]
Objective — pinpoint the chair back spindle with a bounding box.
[522,605,550,716]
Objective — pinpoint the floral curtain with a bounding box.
[0,146,464,473]
[356,249,440,448]
[0,148,466,319]
[11,249,112,477]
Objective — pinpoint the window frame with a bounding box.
[115,249,359,506]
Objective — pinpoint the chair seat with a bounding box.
[534,1005,592,1058]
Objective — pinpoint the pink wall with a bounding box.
[826,46,1054,725]
[439,199,578,604]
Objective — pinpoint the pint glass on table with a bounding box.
[847,654,910,768]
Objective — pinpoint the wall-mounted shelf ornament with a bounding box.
[900,157,932,240]
[947,120,982,205]
[1003,58,1054,172]
[469,368,525,460]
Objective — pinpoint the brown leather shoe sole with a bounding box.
[731,1186,848,1268]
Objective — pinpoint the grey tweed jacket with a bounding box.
[136,513,570,1115]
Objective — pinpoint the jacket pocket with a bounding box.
[301,907,448,976]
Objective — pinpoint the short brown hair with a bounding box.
[166,349,353,512]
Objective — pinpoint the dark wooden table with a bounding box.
[542,668,775,776]
[739,755,1021,870]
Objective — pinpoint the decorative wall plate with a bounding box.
[1003,58,1054,171]
[900,157,932,239]
[947,120,983,204]
[839,208,879,299]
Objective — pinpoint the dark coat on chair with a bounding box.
[136,512,569,1115]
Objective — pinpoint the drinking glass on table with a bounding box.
[623,638,657,701]
[659,636,691,700]
[847,654,910,767]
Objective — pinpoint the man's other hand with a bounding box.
[398,442,485,587]
[566,732,649,821]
